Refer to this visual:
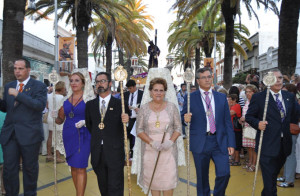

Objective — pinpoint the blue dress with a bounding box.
[63,100,91,168]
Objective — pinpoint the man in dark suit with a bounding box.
[183,67,235,196]
[0,58,47,196]
[246,69,299,196]
[124,79,143,159]
[85,72,129,196]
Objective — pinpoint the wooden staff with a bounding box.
[183,68,194,196]
[49,70,59,196]
[114,66,132,196]
[252,72,277,196]
[146,125,168,196]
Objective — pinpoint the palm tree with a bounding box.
[27,0,131,69]
[168,7,252,86]
[2,0,27,85]
[278,0,300,76]
[90,0,153,76]
[172,0,278,89]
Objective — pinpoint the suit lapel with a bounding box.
[195,91,205,113]
[93,97,101,122]
[267,91,281,120]
[212,91,219,124]
[195,91,207,129]
[104,96,116,123]
[137,90,143,104]
[282,91,290,116]
[22,78,33,94]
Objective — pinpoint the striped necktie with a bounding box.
[204,92,216,134]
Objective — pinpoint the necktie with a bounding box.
[204,92,216,134]
[274,94,285,122]
[19,83,24,92]
[101,100,106,116]
[130,93,134,106]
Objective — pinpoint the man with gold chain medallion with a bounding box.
[85,72,129,196]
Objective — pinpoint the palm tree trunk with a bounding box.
[195,44,201,89]
[278,0,300,76]
[105,33,113,74]
[76,0,91,68]
[76,26,89,68]
[221,1,237,89]
[203,39,213,58]
[118,47,124,66]
[2,0,26,85]
[126,54,131,81]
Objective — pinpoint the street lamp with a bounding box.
[197,20,222,86]
[27,0,36,10]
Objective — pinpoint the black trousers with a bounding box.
[2,132,41,196]
[94,146,124,196]
[260,140,287,196]
[127,118,136,157]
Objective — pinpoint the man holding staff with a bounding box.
[85,72,129,196]
[183,67,235,196]
[246,69,299,196]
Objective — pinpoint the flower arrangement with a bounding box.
[131,72,148,78]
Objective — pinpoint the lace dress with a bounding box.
[136,102,182,191]
[47,93,65,156]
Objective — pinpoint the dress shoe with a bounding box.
[277,177,285,182]
[55,158,65,163]
[277,182,294,188]
[296,173,300,179]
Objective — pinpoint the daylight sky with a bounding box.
[0,0,296,75]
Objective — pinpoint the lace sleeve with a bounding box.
[172,103,182,134]
[136,104,145,135]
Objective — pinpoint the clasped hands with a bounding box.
[150,140,174,151]
[8,88,18,97]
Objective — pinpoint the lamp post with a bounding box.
[54,0,59,73]
[27,0,36,10]
[197,20,222,86]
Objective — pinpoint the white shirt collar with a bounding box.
[99,94,111,107]
[199,88,213,95]
[270,90,282,98]
[17,76,31,88]
[131,90,138,95]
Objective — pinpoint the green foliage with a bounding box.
[232,72,247,84]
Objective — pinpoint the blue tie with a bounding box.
[275,94,285,122]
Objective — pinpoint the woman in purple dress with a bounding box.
[55,70,94,196]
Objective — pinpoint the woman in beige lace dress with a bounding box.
[137,78,182,196]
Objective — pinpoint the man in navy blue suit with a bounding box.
[0,59,47,196]
[246,69,299,196]
[183,67,235,196]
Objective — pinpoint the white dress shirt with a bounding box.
[99,94,111,144]
[128,90,138,118]
[199,88,215,132]
[270,90,286,137]
[270,90,286,113]
[16,76,30,91]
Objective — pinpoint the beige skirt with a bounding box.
[143,133,177,191]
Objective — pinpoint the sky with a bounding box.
[0,0,296,83]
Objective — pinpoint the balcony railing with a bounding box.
[59,61,74,76]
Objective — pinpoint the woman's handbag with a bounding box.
[243,126,257,139]
[42,112,48,124]
[233,116,242,130]
[290,123,300,135]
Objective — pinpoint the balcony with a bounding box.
[59,61,74,76]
